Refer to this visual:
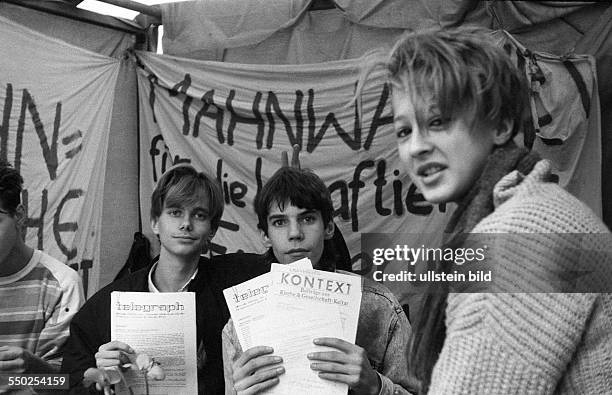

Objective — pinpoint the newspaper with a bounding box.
[224,260,362,395]
[267,263,362,343]
[222,258,312,349]
[223,272,271,350]
[110,291,198,395]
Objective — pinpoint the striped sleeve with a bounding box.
[36,252,85,367]
[0,251,84,369]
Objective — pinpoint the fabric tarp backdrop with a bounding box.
[161,0,433,63]
[0,15,120,296]
[496,31,602,215]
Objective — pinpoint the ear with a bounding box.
[151,217,160,236]
[323,221,335,240]
[492,118,514,146]
[14,205,26,226]
[14,205,26,238]
[259,228,273,248]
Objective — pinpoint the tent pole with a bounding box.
[95,0,162,19]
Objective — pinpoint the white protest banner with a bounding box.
[0,16,120,296]
[135,50,451,273]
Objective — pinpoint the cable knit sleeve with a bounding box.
[429,292,597,394]
[428,164,612,394]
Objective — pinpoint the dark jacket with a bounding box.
[62,254,268,394]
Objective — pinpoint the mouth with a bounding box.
[286,248,309,257]
[173,235,198,241]
[416,162,446,182]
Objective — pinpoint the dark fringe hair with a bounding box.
[0,160,23,214]
[254,167,333,235]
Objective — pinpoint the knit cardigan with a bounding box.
[428,160,612,394]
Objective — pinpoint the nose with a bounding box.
[406,127,432,158]
[287,220,303,241]
[179,215,192,231]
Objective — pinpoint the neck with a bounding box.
[0,242,34,277]
[444,142,532,236]
[266,249,333,272]
[153,249,199,292]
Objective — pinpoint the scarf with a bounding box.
[443,140,541,238]
[412,141,543,394]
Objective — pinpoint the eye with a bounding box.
[167,209,182,217]
[300,215,317,224]
[429,117,449,129]
[271,219,287,227]
[396,127,412,138]
[193,212,209,221]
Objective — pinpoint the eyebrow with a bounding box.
[267,209,317,220]
[0,208,9,215]
[267,214,288,221]
[297,209,318,216]
[165,205,209,212]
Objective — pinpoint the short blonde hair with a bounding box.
[386,26,528,136]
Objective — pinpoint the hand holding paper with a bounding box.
[231,346,285,394]
[95,340,134,369]
[85,351,167,395]
[224,259,363,395]
[308,338,381,395]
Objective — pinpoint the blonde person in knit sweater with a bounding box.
[374,27,612,394]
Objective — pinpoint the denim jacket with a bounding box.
[354,275,415,394]
[221,255,416,395]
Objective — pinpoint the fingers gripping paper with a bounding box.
[224,259,362,395]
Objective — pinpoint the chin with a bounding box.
[421,189,453,205]
[288,256,308,264]
[173,247,202,257]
